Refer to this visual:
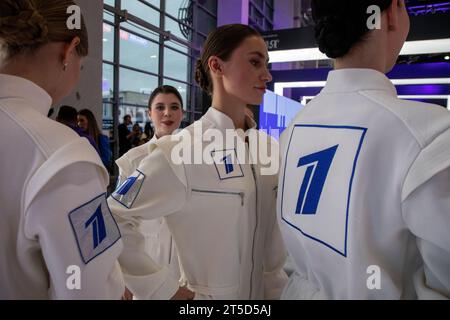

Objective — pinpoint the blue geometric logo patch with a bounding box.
[211,149,244,180]
[111,170,146,209]
[69,193,121,264]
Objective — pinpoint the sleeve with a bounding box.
[402,168,450,299]
[24,161,125,299]
[107,146,187,299]
[263,188,289,300]
[401,129,450,299]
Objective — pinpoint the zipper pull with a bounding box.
[239,192,244,206]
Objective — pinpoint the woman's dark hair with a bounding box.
[0,0,89,60]
[195,24,261,94]
[148,85,184,109]
[78,109,101,147]
[312,0,393,58]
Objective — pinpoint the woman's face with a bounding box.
[148,93,183,138]
[77,114,88,131]
[220,36,273,106]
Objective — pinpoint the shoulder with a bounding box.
[116,142,150,175]
[361,91,450,148]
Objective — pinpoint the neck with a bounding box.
[211,94,246,131]
[0,54,59,105]
[334,33,387,74]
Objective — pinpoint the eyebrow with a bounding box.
[155,102,181,106]
[248,51,270,62]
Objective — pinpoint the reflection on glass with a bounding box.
[163,47,188,82]
[103,10,114,23]
[119,28,159,73]
[102,63,114,100]
[119,67,158,106]
[121,21,159,42]
[104,0,115,6]
[103,23,114,62]
[121,0,160,27]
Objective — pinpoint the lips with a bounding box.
[254,86,266,93]
[162,121,174,126]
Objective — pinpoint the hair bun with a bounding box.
[315,15,353,58]
[0,8,48,47]
[195,58,211,94]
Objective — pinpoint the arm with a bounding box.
[24,162,124,299]
[401,129,450,299]
[263,192,289,300]
[108,146,188,299]
[402,168,450,299]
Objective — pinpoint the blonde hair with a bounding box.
[0,0,88,61]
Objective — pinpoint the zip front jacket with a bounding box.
[108,107,288,299]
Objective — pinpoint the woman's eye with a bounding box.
[250,60,260,66]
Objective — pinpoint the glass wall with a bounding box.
[103,0,217,160]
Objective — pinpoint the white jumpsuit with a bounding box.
[0,74,124,299]
[116,136,181,280]
[108,107,288,299]
[278,69,450,299]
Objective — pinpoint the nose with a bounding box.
[262,67,272,83]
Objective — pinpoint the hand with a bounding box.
[122,287,133,300]
[170,286,195,300]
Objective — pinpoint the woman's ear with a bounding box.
[208,56,224,76]
[61,36,81,66]
[386,0,400,31]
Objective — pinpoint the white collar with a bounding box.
[0,74,52,116]
[203,106,257,132]
[321,68,397,97]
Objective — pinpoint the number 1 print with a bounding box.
[296,145,338,215]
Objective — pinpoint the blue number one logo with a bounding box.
[85,205,107,249]
[222,155,234,174]
[296,145,339,215]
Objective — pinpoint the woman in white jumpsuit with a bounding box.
[108,24,288,300]
[0,0,124,299]
[278,0,450,299]
[116,85,184,282]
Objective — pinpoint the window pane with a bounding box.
[102,102,114,138]
[104,0,115,6]
[163,47,188,82]
[121,21,159,42]
[103,63,114,100]
[119,68,157,106]
[165,0,185,18]
[122,0,160,27]
[119,28,159,73]
[162,78,188,110]
[103,10,114,23]
[103,23,114,62]
[165,15,191,47]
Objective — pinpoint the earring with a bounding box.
[63,62,68,71]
